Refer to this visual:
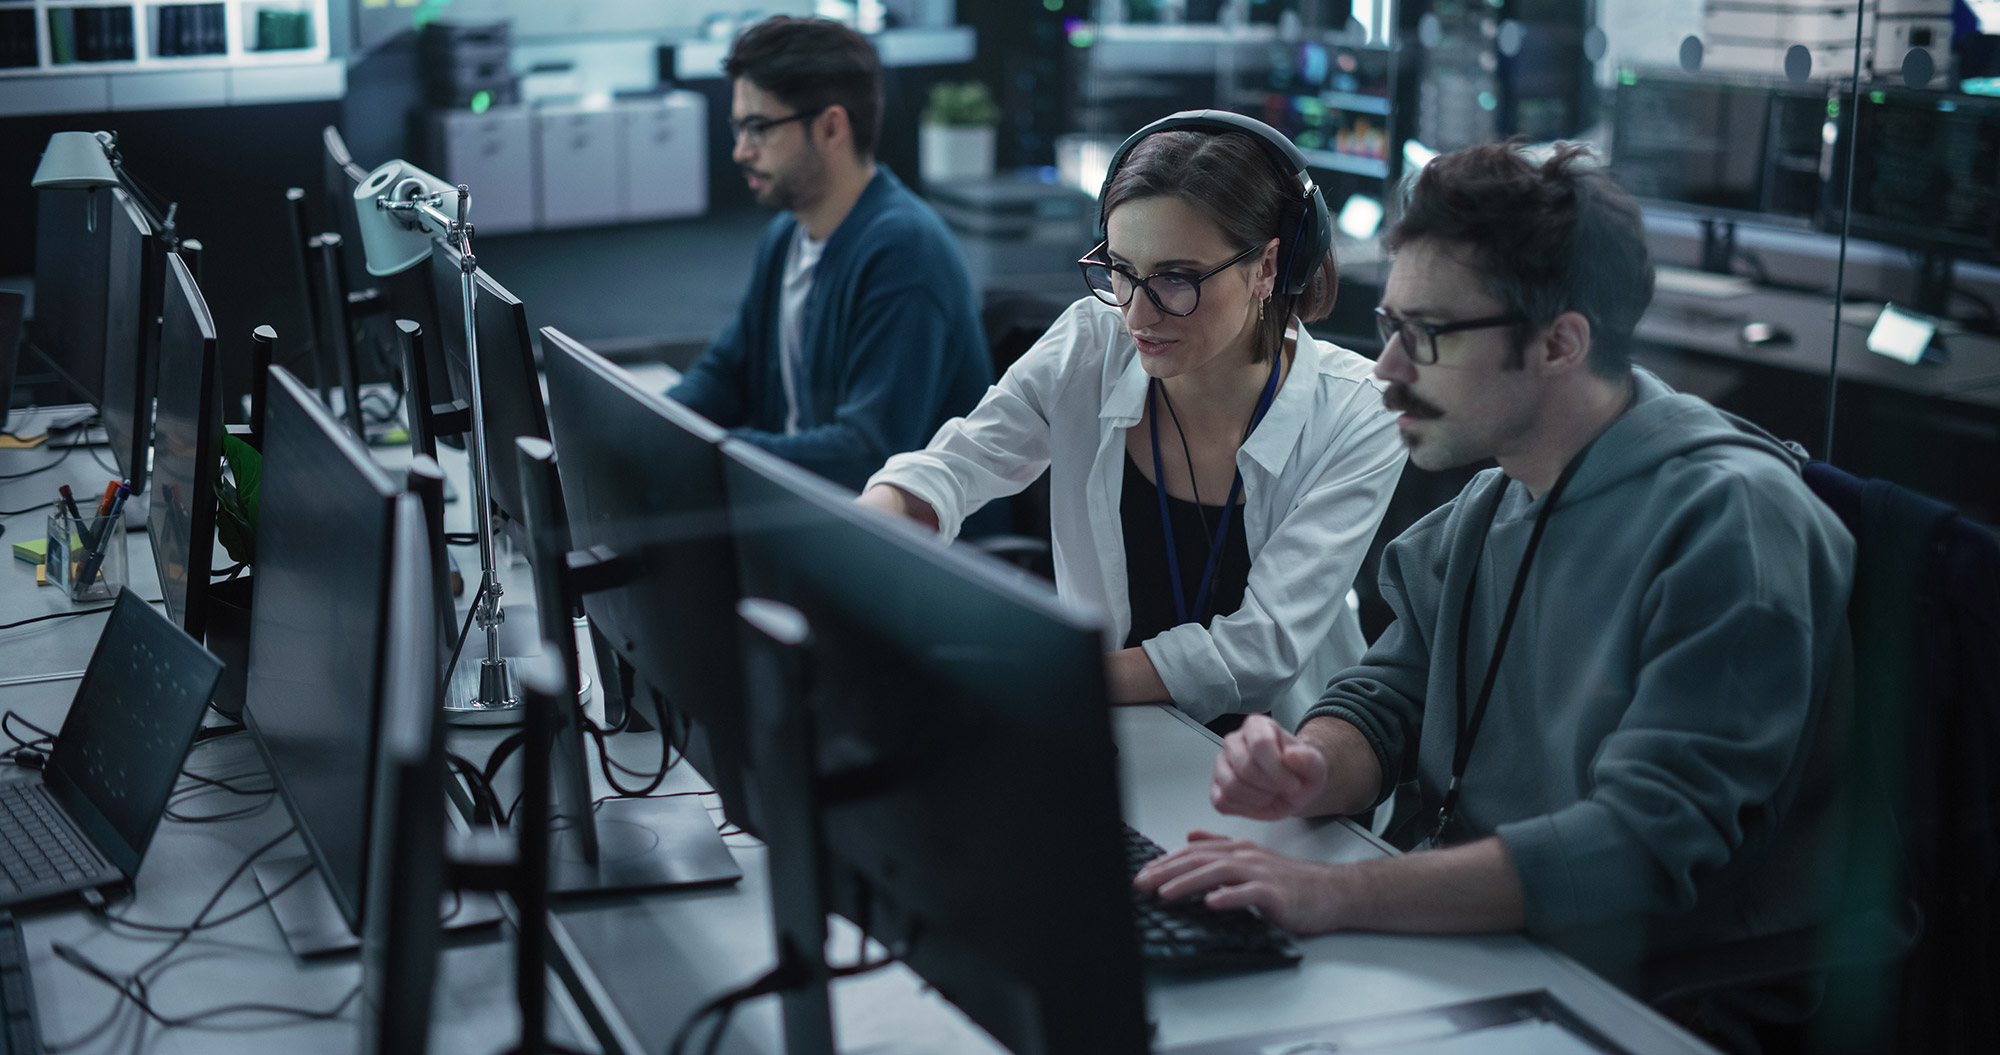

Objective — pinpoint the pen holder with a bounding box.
[45,510,125,603]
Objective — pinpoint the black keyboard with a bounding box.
[1123,824,1302,973]
[0,912,44,1054]
[0,786,103,897]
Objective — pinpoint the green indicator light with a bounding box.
[471,90,492,114]
[1043,0,1062,9]
[1618,70,1636,86]
[1869,91,1885,105]
[1477,91,1498,112]
[1068,28,1095,48]
[1826,98,1839,117]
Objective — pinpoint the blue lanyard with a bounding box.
[1147,356,1283,627]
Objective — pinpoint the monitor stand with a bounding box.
[548,791,743,897]
[252,855,504,959]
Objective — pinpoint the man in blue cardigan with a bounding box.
[669,16,991,492]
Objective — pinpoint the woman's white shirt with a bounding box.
[867,297,1406,728]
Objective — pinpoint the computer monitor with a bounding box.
[25,187,112,406]
[720,439,1149,1055]
[0,289,21,427]
[1610,73,1829,227]
[1823,87,2000,259]
[101,187,161,497]
[149,252,220,645]
[539,328,755,832]
[244,365,403,935]
[1240,38,1393,178]
[428,240,548,535]
[359,492,446,1055]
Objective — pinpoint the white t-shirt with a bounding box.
[777,224,827,435]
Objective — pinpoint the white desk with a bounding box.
[550,705,1717,1055]
[0,440,592,1055]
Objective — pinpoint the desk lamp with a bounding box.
[33,130,184,253]
[350,160,519,724]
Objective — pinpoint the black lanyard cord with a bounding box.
[1432,441,1597,846]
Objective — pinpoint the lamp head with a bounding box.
[353,160,463,277]
[32,131,120,189]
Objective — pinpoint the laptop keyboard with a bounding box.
[1123,824,1302,973]
[0,785,107,896]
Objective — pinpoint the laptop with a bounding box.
[0,590,222,907]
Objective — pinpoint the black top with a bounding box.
[1120,450,1253,651]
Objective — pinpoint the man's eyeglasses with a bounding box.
[1373,307,1529,365]
[1077,241,1263,318]
[729,107,827,147]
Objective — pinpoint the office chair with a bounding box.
[1640,462,1999,1055]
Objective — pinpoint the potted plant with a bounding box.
[919,80,1000,185]
[205,434,261,719]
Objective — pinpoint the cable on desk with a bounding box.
[438,575,488,703]
[86,443,119,476]
[0,498,56,518]
[0,606,114,632]
[47,825,304,1051]
[447,751,509,828]
[0,442,74,479]
[664,944,904,1055]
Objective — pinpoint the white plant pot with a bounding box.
[920,124,996,185]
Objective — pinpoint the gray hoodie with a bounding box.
[1305,368,1855,983]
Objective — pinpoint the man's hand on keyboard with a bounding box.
[1209,714,1328,820]
[1132,831,1342,935]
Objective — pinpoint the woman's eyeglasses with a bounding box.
[1077,241,1262,317]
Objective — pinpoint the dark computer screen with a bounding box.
[428,240,549,532]
[1610,74,1829,226]
[149,252,220,644]
[26,187,112,406]
[360,492,446,1055]
[721,440,1149,1055]
[1825,88,2000,258]
[45,590,223,880]
[101,188,160,496]
[541,328,755,829]
[244,365,402,930]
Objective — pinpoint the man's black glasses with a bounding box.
[1373,307,1529,365]
[1078,241,1263,317]
[729,107,827,146]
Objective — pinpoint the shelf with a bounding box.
[0,0,326,95]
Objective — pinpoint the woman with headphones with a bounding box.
[859,111,1404,728]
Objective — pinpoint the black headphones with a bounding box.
[1095,109,1333,296]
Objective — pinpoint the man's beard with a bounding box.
[746,147,826,213]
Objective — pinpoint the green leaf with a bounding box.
[921,81,999,127]
[216,436,263,568]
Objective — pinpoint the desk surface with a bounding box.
[4,433,1715,1055]
[0,440,587,1055]
[1637,274,2000,409]
[554,705,1715,1055]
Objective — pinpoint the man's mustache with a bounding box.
[1383,383,1443,420]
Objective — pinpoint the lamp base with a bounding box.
[444,656,523,726]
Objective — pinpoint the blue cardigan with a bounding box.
[669,166,991,491]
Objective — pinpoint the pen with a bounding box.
[85,479,121,550]
[57,484,84,526]
[75,483,129,589]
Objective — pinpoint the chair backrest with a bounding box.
[1800,460,2000,1053]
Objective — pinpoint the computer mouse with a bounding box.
[1739,322,1794,348]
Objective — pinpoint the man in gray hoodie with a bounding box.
[1135,141,1854,1042]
